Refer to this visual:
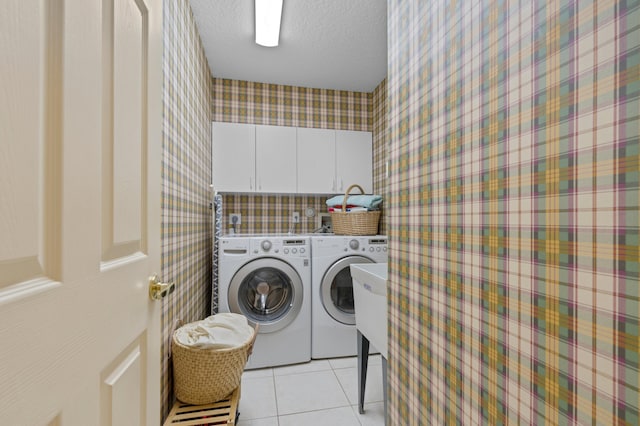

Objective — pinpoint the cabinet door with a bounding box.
[212,122,255,192]
[256,125,297,193]
[297,127,336,193]
[336,130,373,193]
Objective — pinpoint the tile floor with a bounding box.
[236,355,385,426]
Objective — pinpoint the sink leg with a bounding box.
[382,355,388,424]
[357,330,369,414]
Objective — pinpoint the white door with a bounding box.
[297,128,336,193]
[336,130,373,193]
[255,125,297,193]
[0,0,163,424]
[212,122,256,192]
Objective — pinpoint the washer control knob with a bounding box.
[292,248,298,254]
[349,239,359,250]
[284,248,289,254]
[369,247,374,252]
[376,247,381,252]
[261,240,272,251]
[383,247,387,252]
[300,248,306,254]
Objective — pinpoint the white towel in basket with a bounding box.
[175,313,254,349]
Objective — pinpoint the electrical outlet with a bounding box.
[229,213,241,225]
[292,211,300,224]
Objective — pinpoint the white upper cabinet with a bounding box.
[256,125,297,193]
[297,127,336,193]
[335,130,373,193]
[212,122,372,194]
[212,122,256,192]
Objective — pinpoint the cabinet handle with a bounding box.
[250,177,253,190]
[333,178,336,192]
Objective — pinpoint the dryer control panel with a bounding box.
[365,237,388,254]
[312,235,387,261]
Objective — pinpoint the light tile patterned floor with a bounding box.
[237,356,385,426]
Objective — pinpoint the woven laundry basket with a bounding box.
[172,318,258,405]
[330,184,381,236]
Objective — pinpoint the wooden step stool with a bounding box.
[163,386,240,426]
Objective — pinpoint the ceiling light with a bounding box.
[255,0,283,47]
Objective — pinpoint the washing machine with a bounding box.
[311,235,388,359]
[218,235,311,369]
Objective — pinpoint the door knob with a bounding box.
[149,275,175,300]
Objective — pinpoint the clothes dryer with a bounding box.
[310,235,387,359]
[218,235,311,369]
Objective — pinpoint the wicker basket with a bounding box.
[330,184,381,236]
[172,320,258,405]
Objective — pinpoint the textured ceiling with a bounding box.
[189,0,387,93]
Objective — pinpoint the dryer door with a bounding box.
[320,255,373,325]
[228,257,303,333]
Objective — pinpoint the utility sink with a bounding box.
[350,263,388,358]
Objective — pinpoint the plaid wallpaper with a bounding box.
[212,78,371,130]
[212,78,386,235]
[373,78,388,235]
[221,193,332,234]
[161,0,212,421]
[387,1,639,425]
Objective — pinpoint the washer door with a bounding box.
[320,256,373,325]
[228,257,303,333]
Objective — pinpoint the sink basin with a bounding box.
[350,263,388,358]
